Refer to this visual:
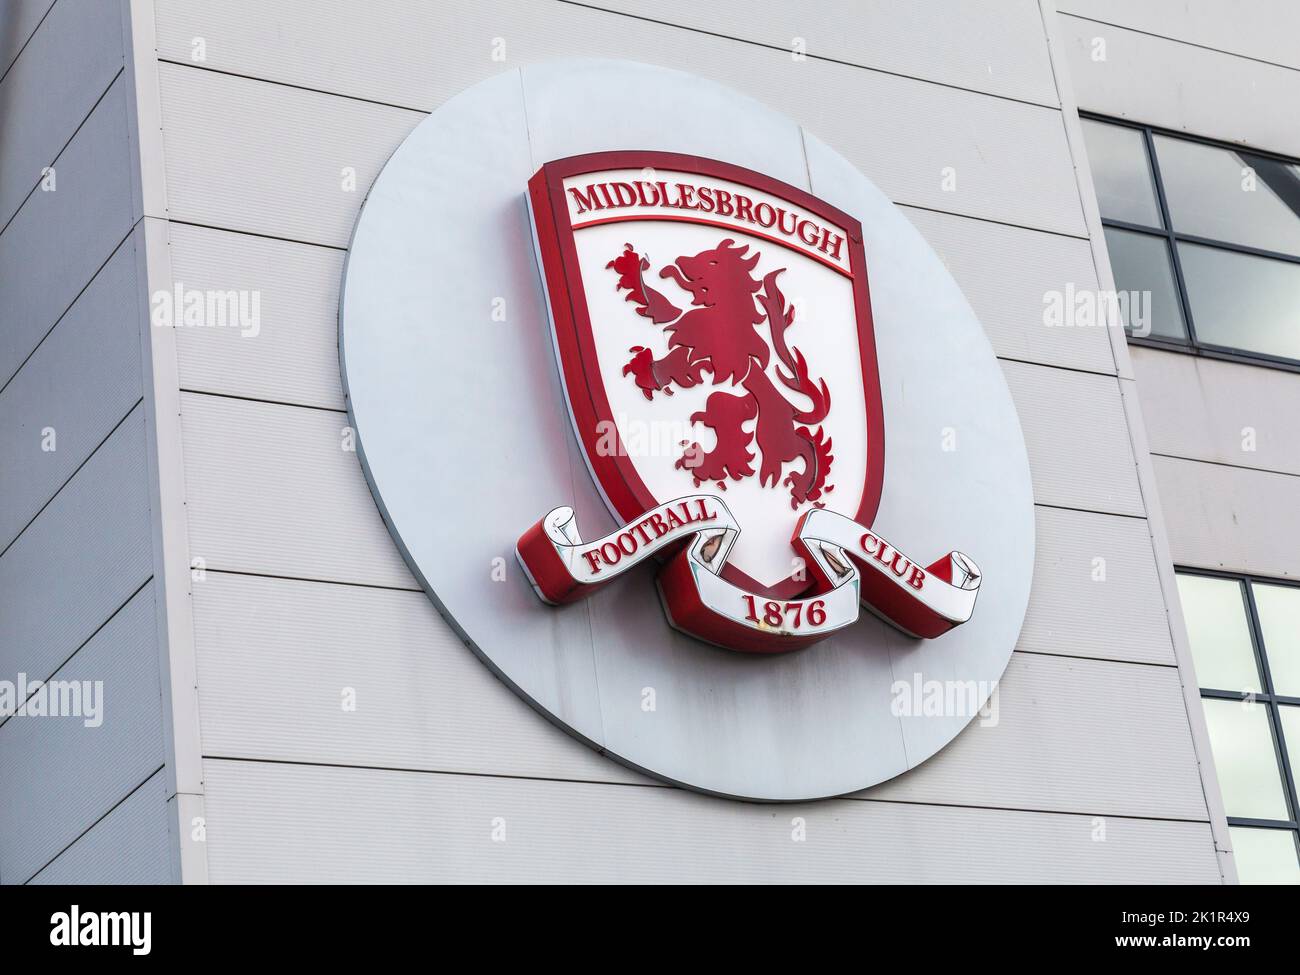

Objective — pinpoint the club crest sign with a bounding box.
[339,60,1034,800]
[519,153,981,651]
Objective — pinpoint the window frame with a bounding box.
[1082,112,1300,374]
[1178,567,1300,849]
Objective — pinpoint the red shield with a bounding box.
[528,152,884,599]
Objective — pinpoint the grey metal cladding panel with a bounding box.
[190,572,1197,816]
[1153,455,1300,579]
[0,236,142,552]
[0,0,55,77]
[0,584,165,884]
[1131,346,1300,477]
[0,0,124,229]
[867,652,1206,819]
[180,362,1145,589]
[190,572,644,785]
[0,74,136,388]
[179,393,414,588]
[152,0,1058,109]
[0,405,153,684]
[1000,360,1145,515]
[200,759,1222,883]
[1020,505,1174,664]
[902,206,1115,375]
[155,34,1086,240]
[578,0,1060,106]
[169,214,1113,416]
[156,63,423,248]
[1059,16,1300,159]
[29,769,172,885]
[1059,1,1300,71]
[169,224,346,410]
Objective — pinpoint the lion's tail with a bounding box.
[760,270,831,424]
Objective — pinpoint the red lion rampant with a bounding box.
[607,239,834,509]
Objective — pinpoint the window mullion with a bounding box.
[1142,126,1200,348]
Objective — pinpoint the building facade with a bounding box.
[0,0,1296,883]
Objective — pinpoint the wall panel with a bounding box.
[179,393,413,589]
[0,0,124,229]
[190,571,1201,817]
[169,224,345,410]
[585,0,1060,105]
[0,0,55,78]
[1059,16,1300,158]
[0,584,164,884]
[1001,360,1145,516]
[153,27,1086,241]
[0,237,142,551]
[1019,504,1173,664]
[28,769,172,885]
[1059,2,1300,71]
[0,74,136,388]
[1153,455,1300,579]
[201,758,1222,883]
[0,406,153,686]
[1132,347,1300,478]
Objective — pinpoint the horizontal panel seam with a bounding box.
[1150,451,1300,480]
[558,0,1063,110]
[199,755,1212,823]
[1059,12,1300,75]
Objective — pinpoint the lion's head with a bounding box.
[660,239,762,309]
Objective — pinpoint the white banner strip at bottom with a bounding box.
[517,495,981,651]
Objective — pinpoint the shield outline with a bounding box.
[528,150,885,599]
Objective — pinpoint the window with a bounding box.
[1081,116,1300,368]
[1177,570,1300,884]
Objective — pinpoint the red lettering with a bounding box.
[649,513,669,538]
[734,194,754,224]
[714,190,734,217]
[695,186,715,213]
[634,181,660,206]
[797,219,820,247]
[600,541,621,565]
[819,227,845,261]
[610,182,637,207]
[581,549,602,573]
[754,201,776,228]
[617,532,637,556]
[776,208,798,236]
[907,566,926,590]
[568,185,602,214]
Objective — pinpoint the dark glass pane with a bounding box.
[1179,242,1300,361]
[1081,120,1163,227]
[1156,135,1300,258]
[1104,227,1188,340]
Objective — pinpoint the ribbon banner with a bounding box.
[517,496,980,652]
